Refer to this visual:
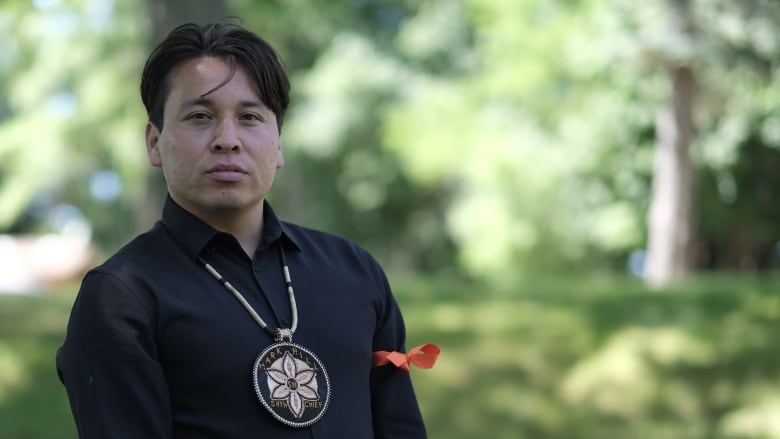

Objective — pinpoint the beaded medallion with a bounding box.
[253,341,331,427]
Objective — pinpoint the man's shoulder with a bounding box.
[281,221,362,250]
[90,221,175,274]
[280,220,347,242]
[280,221,378,264]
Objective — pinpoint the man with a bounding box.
[57,21,435,438]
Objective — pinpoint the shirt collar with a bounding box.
[161,196,301,261]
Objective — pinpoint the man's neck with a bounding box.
[199,205,265,258]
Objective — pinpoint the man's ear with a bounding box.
[145,122,162,167]
[276,139,285,169]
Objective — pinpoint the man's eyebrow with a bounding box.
[180,97,213,109]
[179,97,265,109]
[237,100,265,108]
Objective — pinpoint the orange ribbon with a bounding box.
[372,343,440,372]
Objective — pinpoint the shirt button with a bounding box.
[281,317,290,326]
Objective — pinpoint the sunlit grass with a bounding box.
[2,274,780,438]
[394,273,780,439]
[0,284,78,439]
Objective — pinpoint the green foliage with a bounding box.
[1,0,778,277]
[4,275,780,438]
[233,1,458,269]
[381,0,780,278]
[382,0,654,277]
[0,0,148,246]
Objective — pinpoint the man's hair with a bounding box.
[140,21,290,132]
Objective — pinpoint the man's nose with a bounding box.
[211,118,241,152]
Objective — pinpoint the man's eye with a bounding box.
[241,113,263,121]
[185,112,211,121]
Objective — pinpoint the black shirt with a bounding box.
[56,197,426,438]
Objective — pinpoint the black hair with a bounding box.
[140,21,290,132]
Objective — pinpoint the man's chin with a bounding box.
[207,194,264,212]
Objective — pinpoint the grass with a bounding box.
[2,273,780,438]
[392,273,780,439]
[0,286,78,439]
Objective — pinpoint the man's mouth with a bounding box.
[207,164,247,182]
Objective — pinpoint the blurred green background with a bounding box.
[1,0,779,438]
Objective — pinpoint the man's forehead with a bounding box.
[166,58,263,105]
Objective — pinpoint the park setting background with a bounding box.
[1,0,779,438]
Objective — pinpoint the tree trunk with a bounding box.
[645,65,697,287]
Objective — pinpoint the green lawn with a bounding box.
[394,274,780,439]
[0,286,78,439]
[2,274,779,438]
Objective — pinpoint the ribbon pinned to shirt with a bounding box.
[372,343,440,372]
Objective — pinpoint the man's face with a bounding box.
[145,56,284,223]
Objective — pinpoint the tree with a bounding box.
[384,0,629,280]
[232,0,459,271]
[0,0,149,251]
[644,1,698,287]
[606,0,780,285]
[380,0,780,283]
[0,0,233,250]
[2,0,777,279]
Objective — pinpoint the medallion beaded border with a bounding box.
[252,341,332,428]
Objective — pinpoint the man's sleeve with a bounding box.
[369,265,427,439]
[56,270,172,438]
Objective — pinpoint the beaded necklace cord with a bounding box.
[198,246,298,342]
[199,245,332,427]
